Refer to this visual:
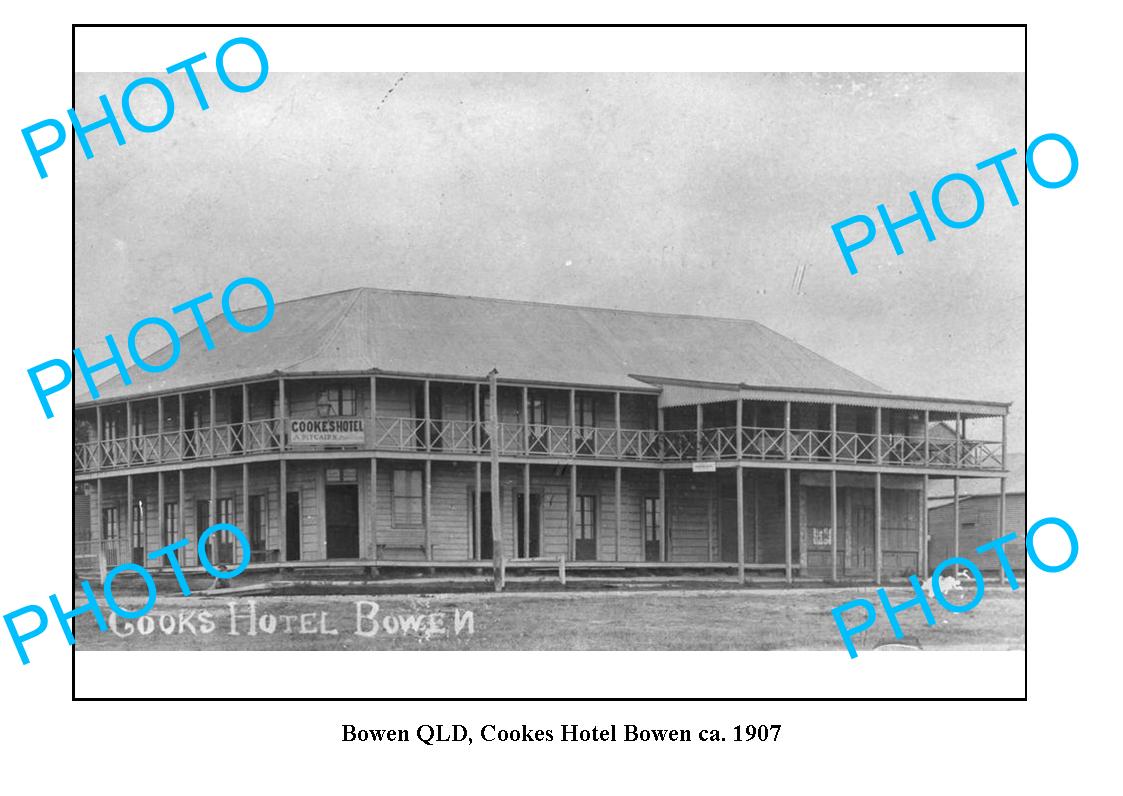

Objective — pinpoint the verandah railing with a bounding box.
[74,418,1004,474]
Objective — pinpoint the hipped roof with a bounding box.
[77,287,1001,411]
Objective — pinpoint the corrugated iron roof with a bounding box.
[81,287,907,403]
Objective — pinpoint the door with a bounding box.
[196,500,210,561]
[644,496,662,562]
[326,484,360,559]
[476,491,493,560]
[131,502,145,565]
[516,493,542,558]
[718,478,754,563]
[286,491,301,561]
[849,489,875,575]
[575,495,597,561]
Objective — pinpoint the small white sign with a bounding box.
[692,462,717,473]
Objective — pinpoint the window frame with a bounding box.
[317,385,357,417]
[102,505,120,540]
[392,468,425,528]
[643,496,662,543]
[163,502,179,547]
[249,494,267,551]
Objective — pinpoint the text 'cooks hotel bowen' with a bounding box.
[73,287,1013,583]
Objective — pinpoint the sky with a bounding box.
[75,71,1025,449]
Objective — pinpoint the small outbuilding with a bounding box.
[928,452,1025,574]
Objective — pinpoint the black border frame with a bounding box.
[72,20,1028,700]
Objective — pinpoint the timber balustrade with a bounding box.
[74,417,1004,473]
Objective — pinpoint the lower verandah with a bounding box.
[79,460,929,580]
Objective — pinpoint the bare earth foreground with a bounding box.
[74,585,1025,652]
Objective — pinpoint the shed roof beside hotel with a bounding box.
[928,453,1026,508]
[77,287,1006,414]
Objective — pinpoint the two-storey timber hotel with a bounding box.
[74,287,1011,583]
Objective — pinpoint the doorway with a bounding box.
[516,493,542,558]
[575,494,597,561]
[286,491,301,561]
[848,489,875,575]
[196,499,210,561]
[326,484,360,559]
[718,476,755,564]
[475,491,494,560]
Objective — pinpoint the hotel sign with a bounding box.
[289,418,365,445]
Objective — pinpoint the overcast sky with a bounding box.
[76,71,1025,449]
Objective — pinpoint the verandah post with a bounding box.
[156,470,165,568]
[830,469,838,582]
[920,473,928,577]
[279,460,287,562]
[370,375,378,562]
[614,466,622,563]
[424,458,432,561]
[658,468,667,563]
[784,401,792,461]
[488,369,504,591]
[95,478,104,576]
[830,403,837,463]
[242,461,250,555]
[736,397,745,584]
[208,465,217,563]
[784,467,792,584]
[874,471,882,585]
[523,461,531,558]
[999,476,1008,585]
[696,403,703,460]
[177,470,185,566]
[923,409,930,465]
[126,473,133,566]
[953,475,960,560]
[474,461,482,560]
[125,400,133,465]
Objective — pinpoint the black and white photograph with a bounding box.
[71,66,1025,657]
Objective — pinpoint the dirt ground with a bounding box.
[73,581,1025,652]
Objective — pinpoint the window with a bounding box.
[528,393,548,429]
[326,467,358,483]
[643,497,661,542]
[576,495,597,541]
[576,394,597,429]
[131,502,145,546]
[103,415,120,439]
[102,506,120,540]
[812,527,833,546]
[163,502,179,547]
[249,495,267,551]
[217,497,235,525]
[393,469,424,526]
[318,385,356,417]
